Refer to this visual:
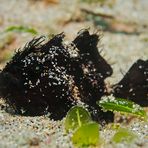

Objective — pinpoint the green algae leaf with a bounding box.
[97,96,147,118]
[72,122,99,147]
[5,26,38,35]
[112,128,137,143]
[65,106,91,132]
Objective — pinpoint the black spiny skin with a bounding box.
[71,30,113,122]
[0,30,113,122]
[113,59,148,106]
